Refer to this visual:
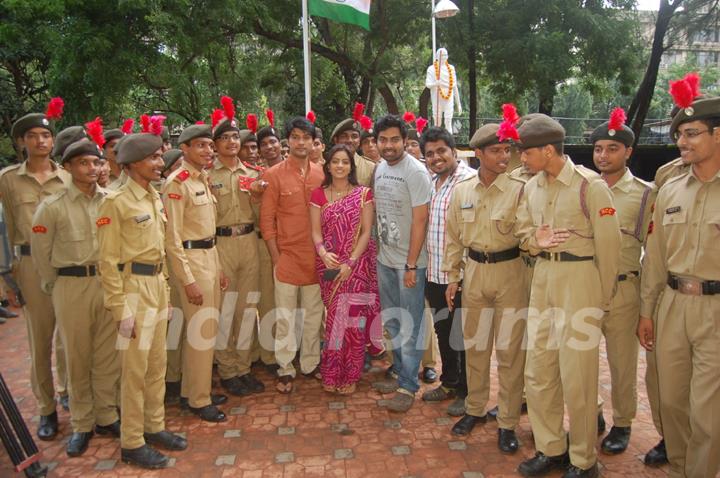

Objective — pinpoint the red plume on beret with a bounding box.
[84,117,106,148]
[140,114,151,133]
[150,115,166,136]
[352,103,365,122]
[415,117,428,135]
[497,103,520,143]
[608,107,626,132]
[220,96,235,122]
[684,72,701,97]
[266,109,275,127]
[501,103,520,125]
[121,118,135,135]
[246,114,258,134]
[360,115,373,131]
[195,120,205,125]
[306,110,316,124]
[45,97,65,120]
[669,72,702,109]
[403,111,416,124]
[211,108,225,128]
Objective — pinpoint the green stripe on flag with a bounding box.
[308,0,370,31]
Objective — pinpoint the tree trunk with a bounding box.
[419,87,430,119]
[378,83,399,114]
[538,80,556,115]
[467,0,477,136]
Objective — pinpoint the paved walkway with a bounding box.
[0,309,669,477]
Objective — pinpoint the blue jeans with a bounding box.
[377,262,427,394]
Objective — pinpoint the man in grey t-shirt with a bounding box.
[371,115,432,413]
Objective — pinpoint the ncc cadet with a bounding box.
[31,138,121,457]
[97,132,187,469]
[209,108,265,396]
[638,93,720,478]
[1,105,70,440]
[589,110,656,456]
[443,123,528,453]
[104,128,125,183]
[162,124,229,422]
[514,114,621,478]
[257,122,284,169]
[330,107,377,186]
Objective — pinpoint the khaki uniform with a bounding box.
[640,169,720,478]
[443,173,528,429]
[0,161,69,415]
[208,159,261,379]
[355,153,377,187]
[31,183,120,432]
[97,178,169,449]
[108,170,128,191]
[598,169,655,427]
[253,226,277,366]
[654,157,690,189]
[165,268,185,383]
[162,161,221,408]
[516,157,621,469]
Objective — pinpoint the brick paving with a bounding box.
[0,309,669,477]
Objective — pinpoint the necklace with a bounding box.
[330,184,351,201]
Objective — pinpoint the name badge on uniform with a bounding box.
[210,183,224,190]
[461,203,473,209]
[665,206,681,215]
[195,190,206,196]
[134,214,151,224]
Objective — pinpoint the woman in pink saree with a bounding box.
[310,145,382,394]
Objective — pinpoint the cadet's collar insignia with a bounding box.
[134,214,151,223]
[176,169,190,182]
[195,190,206,196]
[96,217,111,227]
[665,206,681,215]
[167,193,182,200]
[32,225,47,234]
[599,207,616,217]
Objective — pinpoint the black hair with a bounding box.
[315,127,324,143]
[550,142,564,155]
[373,115,407,140]
[321,144,359,187]
[419,127,455,155]
[283,117,316,140]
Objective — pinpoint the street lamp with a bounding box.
[431,0,459,60]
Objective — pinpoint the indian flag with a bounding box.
[308,0,371,31]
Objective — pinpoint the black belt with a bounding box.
[182,238,216,249]
[667,273,720,296]
[537,251,594,262]
[618,271,639,282]
[216,224,254,237]
[468,247,520,264]
[57,265,97,277]
[18,245,31,256]
[118,262,163,276]
[257,230,263,240]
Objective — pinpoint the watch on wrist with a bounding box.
[405,264,417,271]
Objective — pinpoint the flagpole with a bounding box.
[302,0,312,114]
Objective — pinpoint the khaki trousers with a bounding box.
[525,260,603,470]
[165,271,184,383]
[179,248,221,408]
[251,236,276,365]
[462,258,528,429]
[215,233,259,379]
[118,272,169,449]
[53,276,119,432]
[273,275,324,378]
[655,287,720,478]
[16,255,67,415]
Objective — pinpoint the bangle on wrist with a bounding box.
[347,257,357,267]
[315,242,325,254]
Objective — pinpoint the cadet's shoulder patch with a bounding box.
[167,193,182,200]
[599,207,616,217]
[32,225,47,234]
[96,217,111,227]
[238,175,257,191]
[174,169,190,182]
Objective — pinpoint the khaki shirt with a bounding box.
[509,164,535,182]
[443,173,525,283]
[653,157,690,189]
[0,161,69,247]
[640,168,720,317]
[161,160,217,286]
[108,170,128,191]
[30,182,106,293]
[515,157,621,305]
[208,159,260,227]
[609,169,656,274]
[97,177,167,322]
[355,153,378,187]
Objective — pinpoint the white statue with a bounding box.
[425,48,462,133]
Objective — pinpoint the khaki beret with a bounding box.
[62,138,102,164]
[178,124,212,145]
[469,123,501,149]
[239,129,257,145]
[669,96,720,140]
[331,118,360,142]
[52,126,87,159]
[590,121,635,148]
[517,114,565,149]
[162,149,183,171]
[161,126,170,142]
[104,128,124,144]
[11,113,54,140]
[116,134,163,165]
[212,118,240,140]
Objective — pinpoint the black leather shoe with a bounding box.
[601,426,630,454]
[189,404,226,422]
[264,362,280,374]
[144,430,187,451]
[239,373,265,393]
[164,381,181,405]
[498,428,519,454]
[37,411,58,441]
[644,439,668,466]
[562,463,598,478]
[59,395,69,411]
[0,306,18,318]
[421,367,438,384]
[451,414,486,436]
[221,376,252,396]
[180,393,228,409]
[66,431,93,457]
[597,412,606,435]
[518,451,570,477]
[121,444,169,469]
[95,420,121,437]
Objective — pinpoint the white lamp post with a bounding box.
[431,0,460,60]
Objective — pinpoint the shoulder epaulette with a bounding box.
[43,189,67,206]
[632,175,655,191]
[174,169,191,182]
[0,163,22,179]
[663,171,688,188]
[103,190,121,201]
[575,164,601,181]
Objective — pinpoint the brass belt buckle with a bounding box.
[678,278,701,296]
